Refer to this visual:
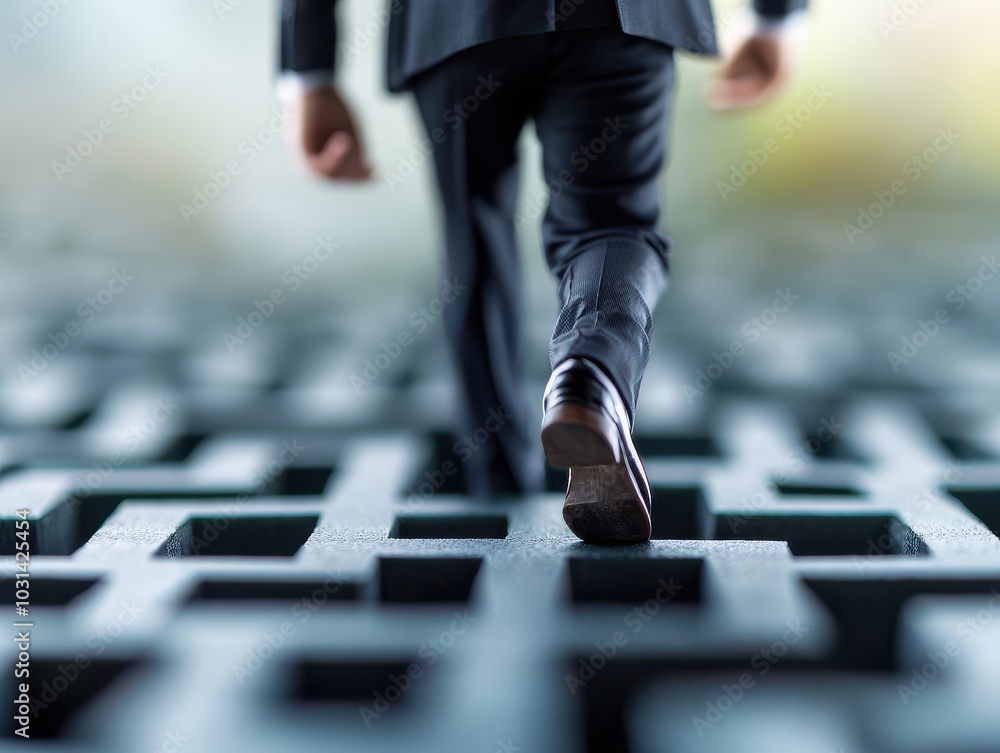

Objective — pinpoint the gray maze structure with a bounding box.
[2,267,1000,753]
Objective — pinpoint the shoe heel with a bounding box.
[541,403,621,468]
[562,465,651,543]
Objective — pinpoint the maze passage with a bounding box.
[1,267,999,753]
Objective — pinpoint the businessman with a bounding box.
[278,0,806,542]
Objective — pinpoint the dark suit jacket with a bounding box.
[280,0,806,93]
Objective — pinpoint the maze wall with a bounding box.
[1,259,1000,753]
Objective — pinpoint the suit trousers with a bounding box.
[410,27,674,497]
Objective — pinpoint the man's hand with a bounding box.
[289,86,373,180]
[706,22,800,111]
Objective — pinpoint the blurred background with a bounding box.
[2,0,998,397]
[3,3,1000,752]
[0,0,1000,424]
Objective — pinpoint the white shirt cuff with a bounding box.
[276,69,334,101]
[754,8,806,33]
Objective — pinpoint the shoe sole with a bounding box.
[541,403,651,544]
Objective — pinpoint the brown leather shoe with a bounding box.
[541,357,651,543]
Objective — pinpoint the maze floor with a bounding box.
[2,259,999,753]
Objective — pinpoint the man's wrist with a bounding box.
[277,69,335,102]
